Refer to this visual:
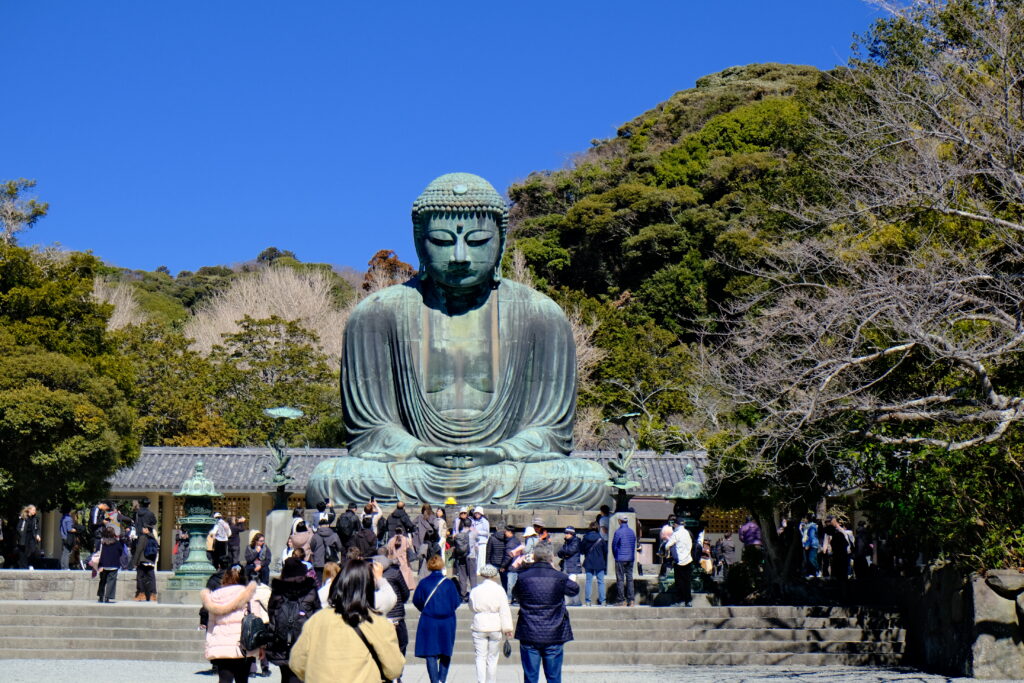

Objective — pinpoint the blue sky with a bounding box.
[2,1,880,274]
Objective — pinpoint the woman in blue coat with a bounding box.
[413,554,461,683]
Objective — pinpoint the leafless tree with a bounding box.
[506,249,535,289]
[574,404,605,450]
[799,1,1024,243]
[92,278,148,330]
[185,266,349,362]
[700,239,1024,473]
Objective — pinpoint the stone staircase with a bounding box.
[0,600,904,667]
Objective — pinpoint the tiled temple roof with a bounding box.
[110,446,706,497]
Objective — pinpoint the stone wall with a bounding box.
[900,566,1024,679]
[0,569,174,602]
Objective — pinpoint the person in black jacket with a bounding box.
[386,501,416,540]
[314,500,336,527]
[512,544,579,683]
[382,544,412,665]
[335,503,360,549]
[267,557,321,683]
[227,516,246,565]
[309,522,342,584]
[88,501,110,551]
[485,525,507,570]
[134,497,157,535]
[16,505,42,569]
[500,527,522,595]
[556,526,582,607]
[578,522,607,606]
[96,526,124,603]
[353,515,379,559]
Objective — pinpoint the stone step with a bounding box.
[0,598,899,620]
[0,604,900,627]
[0,597,904,668]
[0,619,904,644]
[0,647,904,667]
[0,634,903,652]
[0,615,902,636]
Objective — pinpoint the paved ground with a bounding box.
[0,660,1010,682]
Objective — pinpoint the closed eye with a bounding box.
[465,230,494,247]
[427,230,456,246]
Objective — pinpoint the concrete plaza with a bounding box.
[0,659,1010,682]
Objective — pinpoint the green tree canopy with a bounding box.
[0,244,138,513]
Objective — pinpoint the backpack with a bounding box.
[143,536,159,561]
[272,596,307,648]
[452,532,470,559]
[336,512,357,545]
[240,601,271,650]
[325,535,340,564]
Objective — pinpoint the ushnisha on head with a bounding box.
[412,173,510,291]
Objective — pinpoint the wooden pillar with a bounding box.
[159,492,176,571]
[42,509,60,561]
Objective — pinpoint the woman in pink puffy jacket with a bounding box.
[201,567,268,683]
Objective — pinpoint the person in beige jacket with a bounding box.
[468,564,514,683]
[289,559,405,683]
[200,568,268,683]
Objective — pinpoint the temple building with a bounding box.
[71,445,746,570]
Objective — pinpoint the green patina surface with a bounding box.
[308,173,607,508]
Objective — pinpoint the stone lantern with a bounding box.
[669,462,706,530]
[669,462,709,593]
[167,460,222,592]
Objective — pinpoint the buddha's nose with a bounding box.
[451,236,468,263]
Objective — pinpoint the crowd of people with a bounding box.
[0,495,894,682]
[196,499,586,683]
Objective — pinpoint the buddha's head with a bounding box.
[412,173,509,292]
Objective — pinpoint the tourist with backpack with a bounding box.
[412,504,437,568]
[267,557,321,683]
[309,518,342,584]
[134,525,159,601]
[288,559,405,683]
[452,527,474,599]
[335,502,360,549]
[201,566,267,683]
[353,516,379,558]
[387,501,416,539]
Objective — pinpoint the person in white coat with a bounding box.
[665,523,694,607]
[470,507,490,576]
[468,564,513,683]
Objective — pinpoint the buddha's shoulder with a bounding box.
[499,279,563,315]
[349,279,423,318]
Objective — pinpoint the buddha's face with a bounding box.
[420,211,500,290]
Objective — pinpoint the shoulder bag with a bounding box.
[353,622,391,683]
[422,575,447,609]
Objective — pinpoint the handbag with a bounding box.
[353,622,391,683]
[502,637,512,658]
[240,600,271,651]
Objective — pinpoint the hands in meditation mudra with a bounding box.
[306,173,607,508]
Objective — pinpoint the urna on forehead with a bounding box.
[411,172,509,234]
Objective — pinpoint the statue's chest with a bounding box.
[416,304,498,414]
